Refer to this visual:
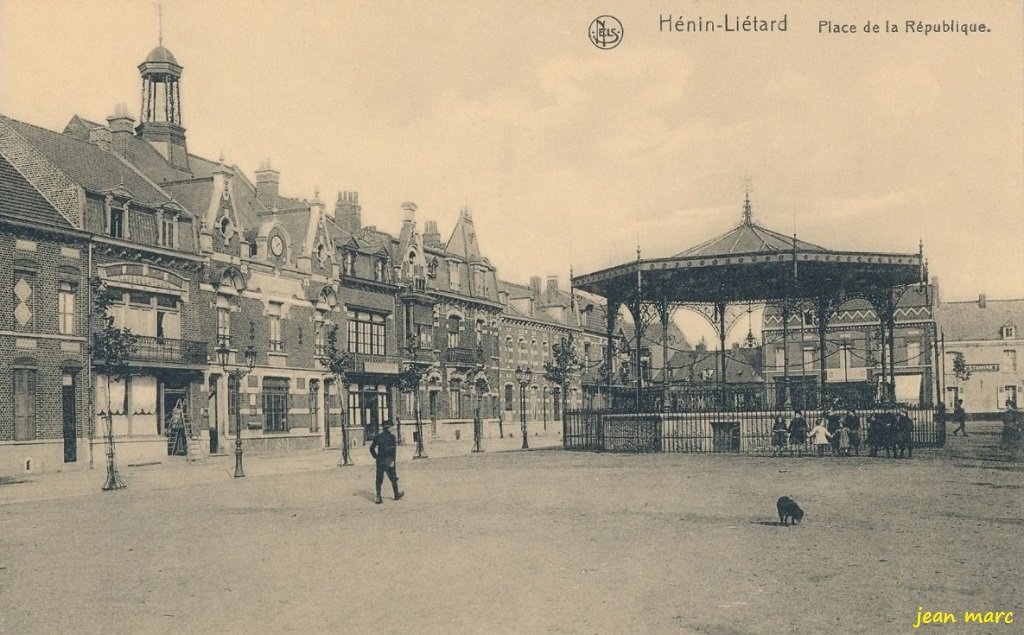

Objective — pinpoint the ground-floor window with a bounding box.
[308,381,320,432]
[14,368,36,441]
[262,377,290,432]
[504,384,514,411]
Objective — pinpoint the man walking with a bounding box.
[369,421,404,504]
[952,399,967,437]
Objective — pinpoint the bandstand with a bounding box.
[567,196,940,452]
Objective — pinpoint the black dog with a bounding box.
[776,496,804,526]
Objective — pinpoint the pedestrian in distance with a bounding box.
[369,421,404,504]
[952,399,967,437]
[808,417,833,457]
[788,410,808,457]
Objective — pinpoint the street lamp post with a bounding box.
[471,369,487,453]
[216,337,256,479]
[515,365,532,450]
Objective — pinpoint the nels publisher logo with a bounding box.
[589,15,623,49]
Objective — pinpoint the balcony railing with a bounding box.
[407,347,436,363]
[351,353,401,375]
[447,346,481,365]
[106,334,209,365]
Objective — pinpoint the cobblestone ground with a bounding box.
[0,425,1021,634]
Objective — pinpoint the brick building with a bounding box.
[761,285,938,408]
[0,148,90,474]
[0,39,647,475]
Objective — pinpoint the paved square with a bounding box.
[1,427,1020,634]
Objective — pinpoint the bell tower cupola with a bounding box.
[136,35,189,171]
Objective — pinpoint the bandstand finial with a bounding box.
[742,190,753,226]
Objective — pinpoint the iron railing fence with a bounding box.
[607,382,930,414]
[564,406,940,454]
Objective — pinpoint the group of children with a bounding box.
[770,409,862,457]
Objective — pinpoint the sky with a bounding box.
[1,0,1022,345]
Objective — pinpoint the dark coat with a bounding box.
[370,429,398,466]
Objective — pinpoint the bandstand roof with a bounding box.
[573,196,924,304]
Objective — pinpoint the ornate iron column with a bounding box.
[659,298,672,412]
[814,296,839,404]
[716,301,727,408]
[605,297,620,407]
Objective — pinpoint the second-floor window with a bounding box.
[415,323,433,348]
[1003,349,1017,373]
[1002,324,1017,339]
[447,316,461,349]
[315,321,327,358]
[449,265,460,292]
[268,302,283,352]
[343,251,356,276]
[374,258,386,282]
[58,282,76,335]
[217,307,231,346]
[347,309,385,356]
[905,341,921,366]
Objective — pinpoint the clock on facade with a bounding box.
[271,235,284,256]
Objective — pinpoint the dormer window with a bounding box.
[374,258,385,282]
[1002,324,1017,339]
[108,206,125,239]
[343,251,356,276]
[158,213,176,248]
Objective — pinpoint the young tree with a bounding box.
[398,362,428,459]
[544,334,582,424]
[318,325,354,466]
[952,351,972,401]
[89,277,138,491]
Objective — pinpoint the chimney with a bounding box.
[530,276,541,294]
[402,201,417,225]
[423,220,442,248]
[106,103,134,159]
[979,293,987,309]
[546,275,559,295]
[335,191,361,232]
[255,160,280,205]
